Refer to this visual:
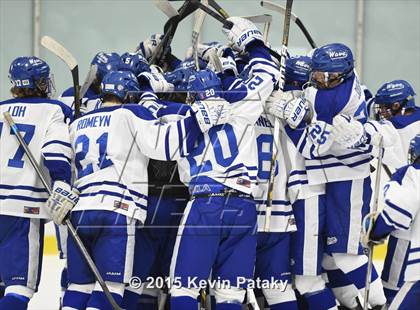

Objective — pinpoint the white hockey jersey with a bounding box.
[0,97,73,219]
[286,74,372,185]
[69,104,201,223]
[177,50,280,195]
[253,113,296,232]
[373,164,420,282]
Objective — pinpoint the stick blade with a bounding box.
[80,64,98,99]
[41,36,77,70]
[260,0,297,21]
[242,14,272,24]
[153,0,179,18]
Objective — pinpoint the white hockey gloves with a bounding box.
[192,99,231,133]
[46,181,79,225]
[222,17,264,52]
[138,72,174,93]
[332,114,367,148]
[265,91,311,129]
[135,34,164,61]
[207,56,238,75]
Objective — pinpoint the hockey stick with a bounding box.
[80,64,98,100]
[41,36,81,118]
[261,0,317,48]
[150,0,198,65]
[363,136,384,310]
[192,0,208,70]
[153,0,179,18]
[2,112,122,310]
[264,0,294,232]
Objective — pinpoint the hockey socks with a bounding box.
[62,289,91,310]
[0,294,29,310]
[304,289,337,310]
[171,295,198,309]
[86,290,123,310]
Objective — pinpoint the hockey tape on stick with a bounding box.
[261,0,317,48]
[80,64,98,100]
[264,0,294,232]
[363,136,384,310]
[41,35,81,118]
[153,0,179,18]
[2,112,122,310]
[207,48,223,72]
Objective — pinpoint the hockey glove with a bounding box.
[331,114,367,148]
[265,90,296,119]
[192,99,231,133]
[222,17,264,52]
[283,97,311,129]
[207,56,238,76]
[46,181,79,225]
[135,34,164,61]
[138,72,174,93]
[361,212,384,248]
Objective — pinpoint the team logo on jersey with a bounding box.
[24,206,40,215]
[328,51,347,60]
[114,201,129,211]
[191,184,212,194]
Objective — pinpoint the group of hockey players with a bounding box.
[0,13,419,310]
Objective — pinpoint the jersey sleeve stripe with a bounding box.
[385,199,413,220]
[0,194,47,203]
[0,184,48,193]
[43,152,71,162]
[382,210,410,230]
[42,140,72,149]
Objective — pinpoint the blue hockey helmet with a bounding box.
[164,61,197,91]
[408,134,420,165]
[119,52,150,77]
[9,56,51,90]
[310,43,354,89]
[91,52,121,81]
[186,68,222,101]
[374,80,416,120]
[101,71,140,103]
[285,56,311,87]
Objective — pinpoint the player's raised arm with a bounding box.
[220,17,280,109]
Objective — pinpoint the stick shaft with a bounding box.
[264,0,294,232]
[2,112,121,310]
[363,136,384,310]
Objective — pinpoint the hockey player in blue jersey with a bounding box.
[63,70,230,310]
[166,17,279,310]
[0,56,74,310]
[372,80,420,305]
[60,52,121,114]
[362,134,420,310]
[270,43,387,308]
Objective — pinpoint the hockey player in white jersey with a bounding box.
[62,70,229,310]
[372,80,420,305]
[271,43,387,308]
[362,134,420,310]
[265,56,338,309]
[0,57,74,309]
[166,17,279,310]
[60,52,121,114]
